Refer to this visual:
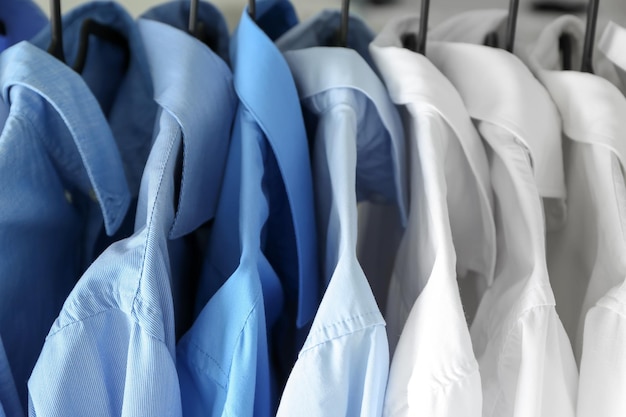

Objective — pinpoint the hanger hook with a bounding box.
[47,0,65,62]
[339,0,350,47]
[189,0,199,36]
[505,0,520,52]
[249,0,255,20]
[416,0,430,54]
[581,0,599,73]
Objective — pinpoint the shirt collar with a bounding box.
[428,9,507,45]
[0,42,130,234]
[231,1,319,328]
[427,13,567,199]
[280,31,408,225]
[528,20,626,168]
[30,2,156,197]
[599,21,626,90]
[0,0,47,49]
[371,15,496,285]
[140,0,230,65]
[524,15,621,86]
[138,18,236,238]
[277,10,377,68]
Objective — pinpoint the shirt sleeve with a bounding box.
[577,302,626,417]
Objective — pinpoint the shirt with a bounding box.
[367,17,496,417]
[31,2,157,200]
[27,18,236,417]
[428,13,578,417]
[545,20,626,417]
[598,21,626,91]
[141,0,230,63]
[0,0,47,52]
[276,11,406,416]
[0,4,157,413]
[0,41,131,417]
[178,1,319,416]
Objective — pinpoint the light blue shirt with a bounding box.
[276,11,407,416]
[0,0,47,52]
[176,1,319,416]
[141,0,230,64]
[27,18,236,417]
[0,41,130,417]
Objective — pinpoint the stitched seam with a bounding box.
[306,311,383,336]
[597,294,626,319]
[385,365,480,416]
[131,127,179,343]
[488,304,555,417]
[300,319,385,354]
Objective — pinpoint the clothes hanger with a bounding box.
[338,0,350,47]
[484,0,519,52]
[504,0,520,52]
[47,0,130,73]
[416,0,430,54]
[188,0,220,50]
[580,0,599,73]
[249,0,256,20]
[0,21,6,36]
[401,0,429,54]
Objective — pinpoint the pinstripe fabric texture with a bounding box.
[27,18,236,417]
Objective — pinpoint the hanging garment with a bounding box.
[0,41,130,417]
[0,0,47,52]
[428,14,578,417]
[0,4,157,413]
[141,0,230,63]
[30,1,157,203]
[529,19,626,417]
[276,10,408,416]
[27,17,236,417]
[599,21,626,91]
[173,1,319,415]
[364,16,496,417]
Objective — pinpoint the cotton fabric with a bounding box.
[277,11,409,416]
[27,18,235,416]
[428,13,578,417]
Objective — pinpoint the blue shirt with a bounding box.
[141,0,230,63]
[0,41,131,417]
[176,1,319,416]
[276,11,405,416]
[0,0,47,52]
[31,2,157,200]
[0,5,157,413]
[27,18,236,417]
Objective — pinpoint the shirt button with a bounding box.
[89,189,98,202]
[64,190,73,204]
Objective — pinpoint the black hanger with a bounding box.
[47,0,130,73]
[0,21,6,36]
[401,0,429,54]
[189,0,200,36]
[249,0,256,20]
[581,0,599,73]
[484,0,519,52]
[504,0,520,52]
[338,0,350,47]
[47,0,65,62]
[188,0,219,51]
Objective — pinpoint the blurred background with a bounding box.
[31,0,626,45]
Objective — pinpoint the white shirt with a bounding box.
[428,14,578,417]
[364,16,498,417]
[564,20,626,417]
[276,12,409,416]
